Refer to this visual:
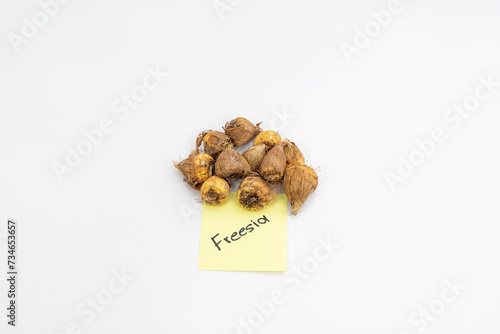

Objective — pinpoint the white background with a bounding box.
[1,0,500,333]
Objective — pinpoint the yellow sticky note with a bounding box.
[198,193,288,272]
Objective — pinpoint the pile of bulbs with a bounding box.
[173,117,318,215]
